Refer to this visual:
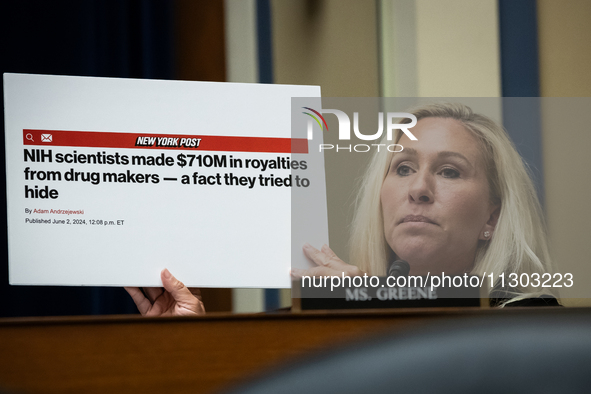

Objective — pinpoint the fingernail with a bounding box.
[162,268,171,279]
[291,268,303,278]
[303,243,313,250]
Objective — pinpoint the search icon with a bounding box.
[26,133,34,142]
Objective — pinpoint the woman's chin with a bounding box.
[392,237,444,263]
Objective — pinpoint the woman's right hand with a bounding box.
[125,268,205,317]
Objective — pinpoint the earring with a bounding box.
[484,231,491,239]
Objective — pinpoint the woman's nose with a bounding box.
[408,171,434,203]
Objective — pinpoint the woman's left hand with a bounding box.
[291,243,364,278]
[125,268,205,317]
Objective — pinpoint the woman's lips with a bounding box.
[400,215,437,225]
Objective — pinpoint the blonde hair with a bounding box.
[349,102,553,302]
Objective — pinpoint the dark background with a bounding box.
[0,0,228,317]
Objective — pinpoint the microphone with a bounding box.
[388,259,410,278]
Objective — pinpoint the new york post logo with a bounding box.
[302,107,417,152]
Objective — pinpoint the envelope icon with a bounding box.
[41,134,52,142]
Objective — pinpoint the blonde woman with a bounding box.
[296,102,558,307]
[126,103,558,314]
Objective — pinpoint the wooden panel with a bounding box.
[174,0,226,82]
[0,308,585,394]
[200,288,233,313]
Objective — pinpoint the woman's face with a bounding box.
[380,117,498,275]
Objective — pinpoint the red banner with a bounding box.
[23,129,308,154]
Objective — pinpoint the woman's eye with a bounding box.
[396,165,413,176]
[441,168,460,178]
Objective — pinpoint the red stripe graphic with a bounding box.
[22,129,308,154]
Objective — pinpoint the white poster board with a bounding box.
[3,73,328,288]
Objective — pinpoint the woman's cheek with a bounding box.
[444,186,490,232]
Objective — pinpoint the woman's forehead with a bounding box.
[397,117,483,160]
